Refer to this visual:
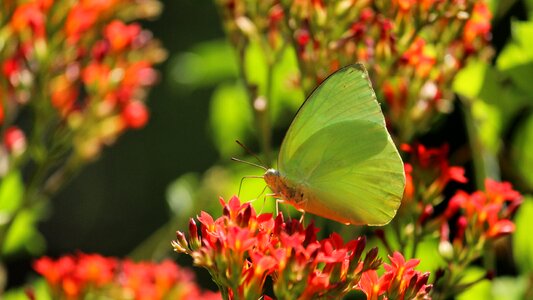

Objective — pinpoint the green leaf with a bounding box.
[497,20,533,95]
[209,82,254,157]
[415,237,446,279]
[166,173,200,218]
[4,279,53,300]
[491,276,527,300]
[456,267,492,300]
[0,171,24,216]
[497,20,533,69]
[511,117,533,188]
[168,39,238,90]
[471,100,502,153]
[244,41,304,124]
[453,60,493,100]
[513,196,533,273]
[269,47,305,123]
[3,209,45,256]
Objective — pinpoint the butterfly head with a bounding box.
[264,168,281,192]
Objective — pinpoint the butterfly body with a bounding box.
[262,64,405,226]
[264,168,308,208]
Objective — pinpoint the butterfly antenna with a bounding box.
[231,157,267,170]
[235,140,266,167]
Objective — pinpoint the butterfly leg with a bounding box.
[275,198,285,216]
[298,209,306,224]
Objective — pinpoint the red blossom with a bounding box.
[75,253,116,286]
[65,6,98,42]
[10,3,46,38]
[358,252,431,299]
[34,253,219,299]
[443,179,521,242]
[402,143,467,203]
[463,2,492,47]
[172,196,382,299]
[34,256,76,286]
[104,20,142,52]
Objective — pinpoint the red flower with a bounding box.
[463,2,492,47]
[402,143,467,202]
[443,179,521,242]
[358,252,432,299]
[65,6,97,42]
[75,253,116,286]
[173,196,382,299]
[35,253,219,299]
[34,256,75,286]
[359,270,386,300]
[104,20,141,52]
[10,3,46,38]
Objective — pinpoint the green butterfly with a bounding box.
[264,64,405,226]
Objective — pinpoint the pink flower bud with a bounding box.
[4,126,27,155]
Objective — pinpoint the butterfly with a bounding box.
[263,64,405,226]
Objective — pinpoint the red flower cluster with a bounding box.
[442,179,522,246]
[33,253,220,300]
[402,143,467,207]
[0,0,165,159]
[260,0,493,140]
[463,2,492,51]
[359,252,432,300]
[172,196,384,299]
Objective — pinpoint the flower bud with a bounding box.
[362,248,381,271]
[4,126,27,156]
[172,231,189,253]
[189,219,201,250]
[438,240,454,261]
[121,101,149,129]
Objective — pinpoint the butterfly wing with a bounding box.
[278,64,405,225]
[279,64,388,166]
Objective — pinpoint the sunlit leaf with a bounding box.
[415,237,447,280]
[4,279,52,300]
[168,39,238,90]
[491,276,527,300]
[456,267,492,300]
[497,20,533,95]
[269,47,305,123]
[209,82,253,157]
[244,40,304,124]
[453,60,493,100]
[511,117,533,187]
[3,209,45,256]
[166,173,200,218]
[0,171,24,216]
[471,100,502,153]
[513,196,533,273]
